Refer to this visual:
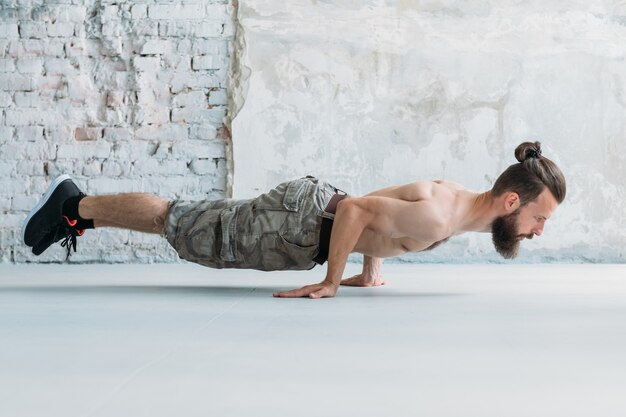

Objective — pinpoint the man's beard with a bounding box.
[491,209,529,259]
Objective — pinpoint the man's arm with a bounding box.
[273,197,371,298]
[273,196,448,298]
[340,255,386,287]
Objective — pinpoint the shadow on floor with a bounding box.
[0,285,466,298]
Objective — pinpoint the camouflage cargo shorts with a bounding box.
[164,176,342,271]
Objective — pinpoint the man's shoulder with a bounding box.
[432,179,467,191]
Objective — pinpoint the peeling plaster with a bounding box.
[230,1,626,262]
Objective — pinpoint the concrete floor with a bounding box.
[0,263,625,417]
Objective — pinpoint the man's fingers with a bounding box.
[273,283,336,298]
[273,285,318,298]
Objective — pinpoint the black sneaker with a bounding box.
[22,175,86,257]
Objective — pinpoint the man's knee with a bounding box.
[152,199,171,235]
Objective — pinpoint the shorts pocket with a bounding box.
[252,178,311,213]
[278,234,317,270]
[219,205,239,262]
[282,178,310,212]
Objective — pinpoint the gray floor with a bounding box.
[0,263,625,417]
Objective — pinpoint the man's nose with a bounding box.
[533,224,544,236]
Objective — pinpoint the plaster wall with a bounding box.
[231,0,626,262]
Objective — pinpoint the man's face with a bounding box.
[492,189,559,259]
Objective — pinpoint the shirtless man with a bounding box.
[22,141,566,299]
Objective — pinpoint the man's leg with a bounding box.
[23,175,171,256]
[78,194,169,234]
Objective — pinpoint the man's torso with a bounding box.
[352,180,470,257]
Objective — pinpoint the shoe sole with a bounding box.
[22,174,72,245]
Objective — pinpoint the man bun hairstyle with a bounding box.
[492,141,566,205]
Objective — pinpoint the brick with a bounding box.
[35,75,64,90]
[0,8,18,22]
[0,178,30,196]
[0,92,11,107]
[0,142,54,160]
[5,109,56,125]
[134,56,160,72]
[143,176,200,195]
[46,22,74,37]
[0,74,33,91]
[191,39,228,56]
[206,4,230,21]
[75,128,103,141]
[132,158,188,175]
[101,5,119,19]
[192,21,223,38]
[0,161,16,176]
[0,127,14,141]
[16,126,44,142]
[172,139,226,159]
[67,78,99,101]
[44,58,75,74]
[0,195,11,211]
[141,40,173,55]
[159,21,190,38]
[57,142,111,159]
[106,90,126,107]
[15,161,45,176]
[102,160,124,176]
[177,39,192,55]
[44,126,72,143]
[171,107,226,125]
[189,158,215,175]
[1,213,23,227]
[14,91,54,108]
[172,90,206,107]
[56,6,88,23]
[19,22,46,39]
[131,5,148,20]
[134,125,188,142]
[135,107,170,125]
[8,39,65,58]
[153,142,171,159]
[64,39,101,58]
[222,20,235,38]
[103,127,133,141]
[189,125,218,140]
[132,20,159,37]
[0,58,15,72]
[87,178,145,194]
[0,40,7,57]
[112,142,156,161]
[148,4,205,20]
[46,160,81,177]
[102,21,123,39]
[192,55,227,70]
[11,196,38,211]
[162,53,190,70]
[170,72,221,93]
[209,89,228,106]
[0,24,19,39]
[16,58,44,74]
[82,159,102,176]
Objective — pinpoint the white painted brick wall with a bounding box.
[1,0,236,264]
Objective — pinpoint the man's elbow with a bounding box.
[336,198,370,224]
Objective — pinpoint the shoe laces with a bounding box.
[59,216,85,260]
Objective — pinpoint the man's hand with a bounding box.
[340,273,386,287]
[273,280,338,299]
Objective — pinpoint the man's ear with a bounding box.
[503,192,520,212]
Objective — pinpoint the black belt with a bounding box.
[312,193,348,265]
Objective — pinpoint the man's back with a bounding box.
[352,180,469,257]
